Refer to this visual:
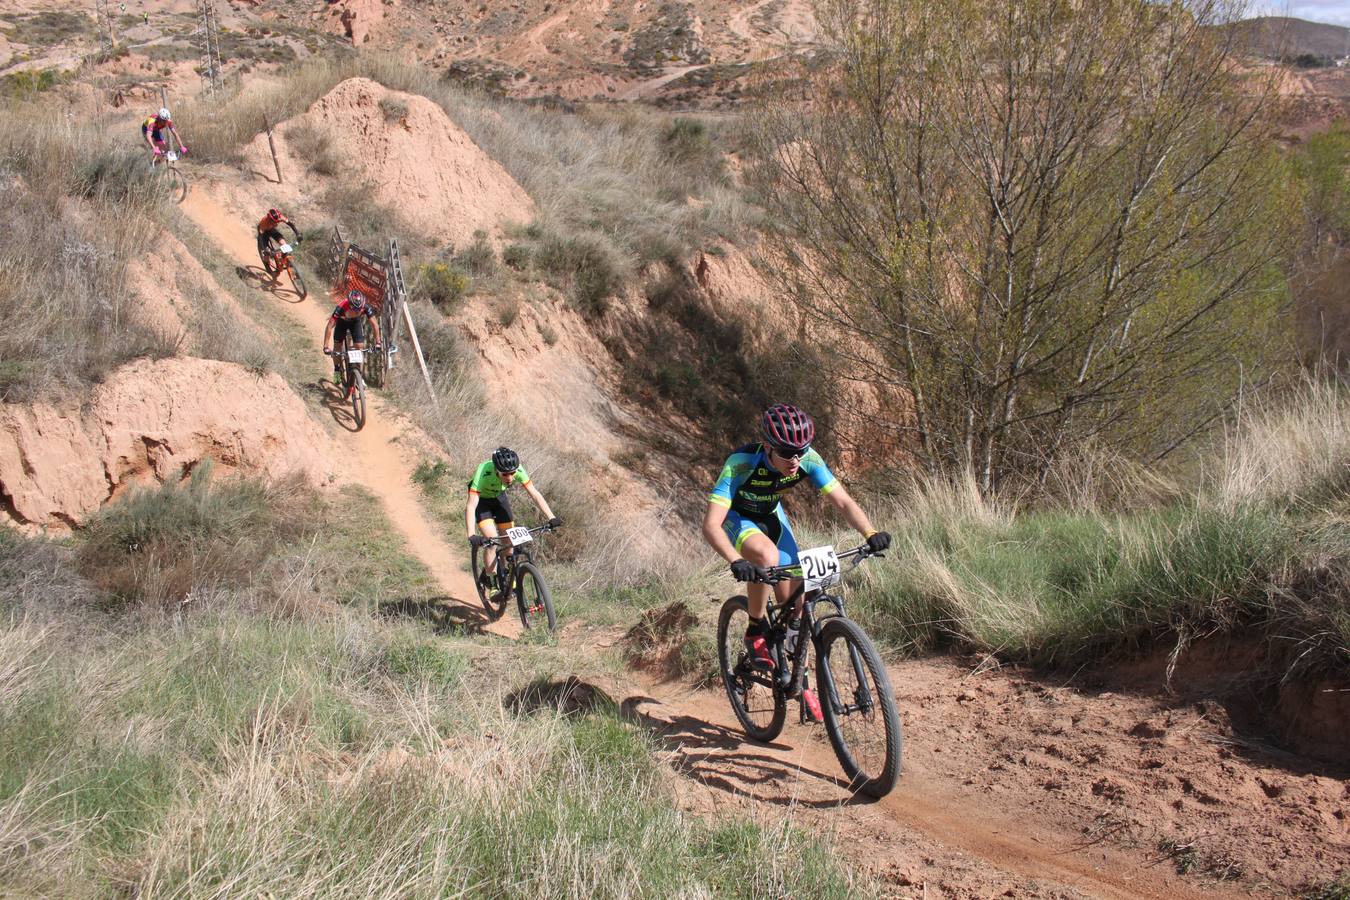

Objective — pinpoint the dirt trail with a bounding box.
[180,185,520,639]
[615,671,1254,900]
[617,64,708,101]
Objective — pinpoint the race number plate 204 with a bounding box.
[799,545,841,590]
[506,526,533,547]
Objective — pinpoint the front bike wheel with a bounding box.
[515,562,556,632]
[287,263,307,298]
[717,596,786,742]
[350,369,367,430]
[470,542,508,619]
[166,166,188,204]
[815,616,903,798]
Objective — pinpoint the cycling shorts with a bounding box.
[143,126,168,146]
[723,505,799,567]
[333,317,367,347]
[474,495,514,527]
[258,227,284,251]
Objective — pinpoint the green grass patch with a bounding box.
[851,493,1347,675]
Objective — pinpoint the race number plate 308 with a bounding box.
[799,545,841,590]
[506,526,533,547]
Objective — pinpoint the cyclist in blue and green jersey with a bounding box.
[702,404,890,673]
[466,447,562,591]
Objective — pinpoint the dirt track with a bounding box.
[582,604,1349,899]
[180,182,522,640]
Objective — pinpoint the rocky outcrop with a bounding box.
[0,358,336,530]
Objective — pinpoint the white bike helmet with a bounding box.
[158,107,172,121]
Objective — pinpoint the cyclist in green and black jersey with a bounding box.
[465,447,562,591]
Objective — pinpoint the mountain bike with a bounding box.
[717,542,902,798]
[260,236,307,298]
[470,522,559,632]
[327,338,378,431]
[151,148,188,203]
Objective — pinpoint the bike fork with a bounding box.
[818,641,875,716]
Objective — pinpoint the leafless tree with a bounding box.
[750,0,1293,493]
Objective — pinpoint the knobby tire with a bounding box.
[166,166,188,204]
[716,596,786,742]
[287,264,307,298]
[815,616,903,798]
[515,561,556,632]
[350,369,366,431]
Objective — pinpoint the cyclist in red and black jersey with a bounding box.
[323,289,382,392]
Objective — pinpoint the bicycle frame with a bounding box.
[750,547,879,719]
[482,522,553,574]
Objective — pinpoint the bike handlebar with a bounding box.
[482,522,560,546]
[748,544,882,585]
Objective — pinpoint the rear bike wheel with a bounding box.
[286,263,307,298]
[716,596,786,742]
[815,616,903,798]
[350,369,366,430]
[470,542,509,618]
[515,562,556,632]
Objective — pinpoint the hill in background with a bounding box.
[1228,15,1350,60]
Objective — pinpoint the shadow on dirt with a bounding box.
[620,694,868,808]
[508,675,618,716]
[320,377,362,432]
[234,263,305,303]
[379,595,491,636]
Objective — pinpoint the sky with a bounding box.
[1258,1,1350,27]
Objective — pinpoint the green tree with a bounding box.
[751,0,1293,493]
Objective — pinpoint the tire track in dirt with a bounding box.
[180,182,521,640]
[615,673,1250,900]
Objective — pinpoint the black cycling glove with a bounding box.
[866,531,892,553]
[468,535,487,548]
[730,559,762,582]
[548,517,563,529]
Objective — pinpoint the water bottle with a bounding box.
[784,616,801,655]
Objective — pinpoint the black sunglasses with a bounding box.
[767,443,809,460]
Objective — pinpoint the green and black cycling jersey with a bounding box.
[467,460,531,499]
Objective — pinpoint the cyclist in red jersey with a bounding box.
[256,208,302,269]
[323,290,382,393]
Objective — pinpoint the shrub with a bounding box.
[533,230,626,316]
[501,242,531,271]
[285,120,341,176]
[497,299,519,327]
[454,230,498,276]
[77,464,317,610]
[414,262,470,310]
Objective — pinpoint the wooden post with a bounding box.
[400,301,437,402]
[263,116,283,183]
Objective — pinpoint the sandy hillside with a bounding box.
[243,77,534,249]
[0,358,336,530]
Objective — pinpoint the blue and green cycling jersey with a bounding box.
[708,442,839,518]
[467,460,531,500]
